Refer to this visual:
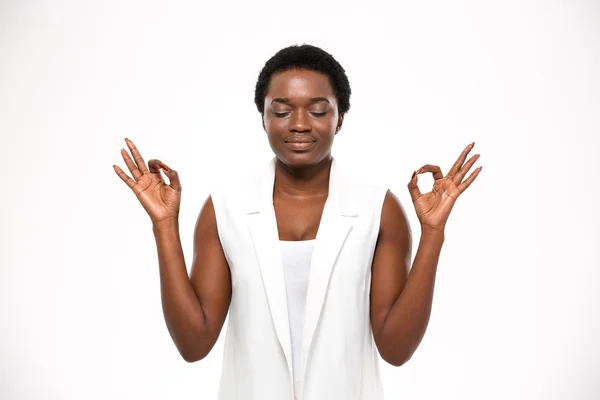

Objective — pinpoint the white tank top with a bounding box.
[279,239,315,396]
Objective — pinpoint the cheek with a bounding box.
[319,115,339,132]
[264,117,283,132]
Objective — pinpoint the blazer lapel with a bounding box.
[245,157,294,380]
[299,157,358,391]
[244,155,359,389]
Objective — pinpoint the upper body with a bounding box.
[115,43,481,400]
[208,152,396,399]
[189,46,414,371]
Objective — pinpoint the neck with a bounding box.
[273,156,332,199]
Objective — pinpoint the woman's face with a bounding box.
[262,68,343,168]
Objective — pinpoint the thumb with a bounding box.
[407,169,422,203]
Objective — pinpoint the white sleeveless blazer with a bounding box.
[210,155,389,400]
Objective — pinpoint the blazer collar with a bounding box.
[244,155,359,390]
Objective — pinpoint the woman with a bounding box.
[113,44,482,400]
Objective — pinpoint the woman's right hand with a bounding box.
[113,138,182,225]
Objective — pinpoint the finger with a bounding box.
[447,142,475,178]
[113,164,136,189]
[125,138,150,175]
[163,167,182,192]
[121,148,142,181]
[419,164,444,180]
[407,169,422,203]
[149,159,180,191]
[457,166,482,193]
[147,159,164,175]
[453,153,480,185]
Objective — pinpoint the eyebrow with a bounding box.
[271,97,330,104]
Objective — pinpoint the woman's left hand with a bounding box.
[407,142,482,232]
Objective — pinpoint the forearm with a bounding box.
[381,226,445,365]
[152,218,209,361]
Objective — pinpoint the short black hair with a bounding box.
[254,44,351,115]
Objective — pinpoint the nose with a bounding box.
[289,110,311,132]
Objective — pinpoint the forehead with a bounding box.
[266,69,335,101]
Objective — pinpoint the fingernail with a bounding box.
[160,163,170,172]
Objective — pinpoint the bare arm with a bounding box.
[371,143,480,366]
[154,195,232,363]
[370,190,444,367]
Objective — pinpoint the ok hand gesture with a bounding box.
[407,142,482,232]
[113,138,182,224]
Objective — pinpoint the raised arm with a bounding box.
[370,142,481,366]
[154,196,232,362]
[113,138,231,363]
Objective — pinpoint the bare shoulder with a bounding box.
[379,190,412,242]
[191,195,230,279]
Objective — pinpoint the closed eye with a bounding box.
[273,111,328,118]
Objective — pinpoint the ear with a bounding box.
[335,114,344,135]
[261,113,266,132]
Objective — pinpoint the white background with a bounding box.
[1,0,599,399]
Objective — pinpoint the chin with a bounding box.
[276,150,329,169]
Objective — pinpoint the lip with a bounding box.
[284,140,316,151]
[285,136,316,143]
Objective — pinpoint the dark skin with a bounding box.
[263,69,342,241]
[113,68,481,364]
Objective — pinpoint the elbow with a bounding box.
[181,349,207,363]
[383,353,411,367]
[182,352,199,363]
[375,330,421,367]
[169,325,212,363]
[377,343,413,367]
[178,341,209,363]
[394,354,412,367]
